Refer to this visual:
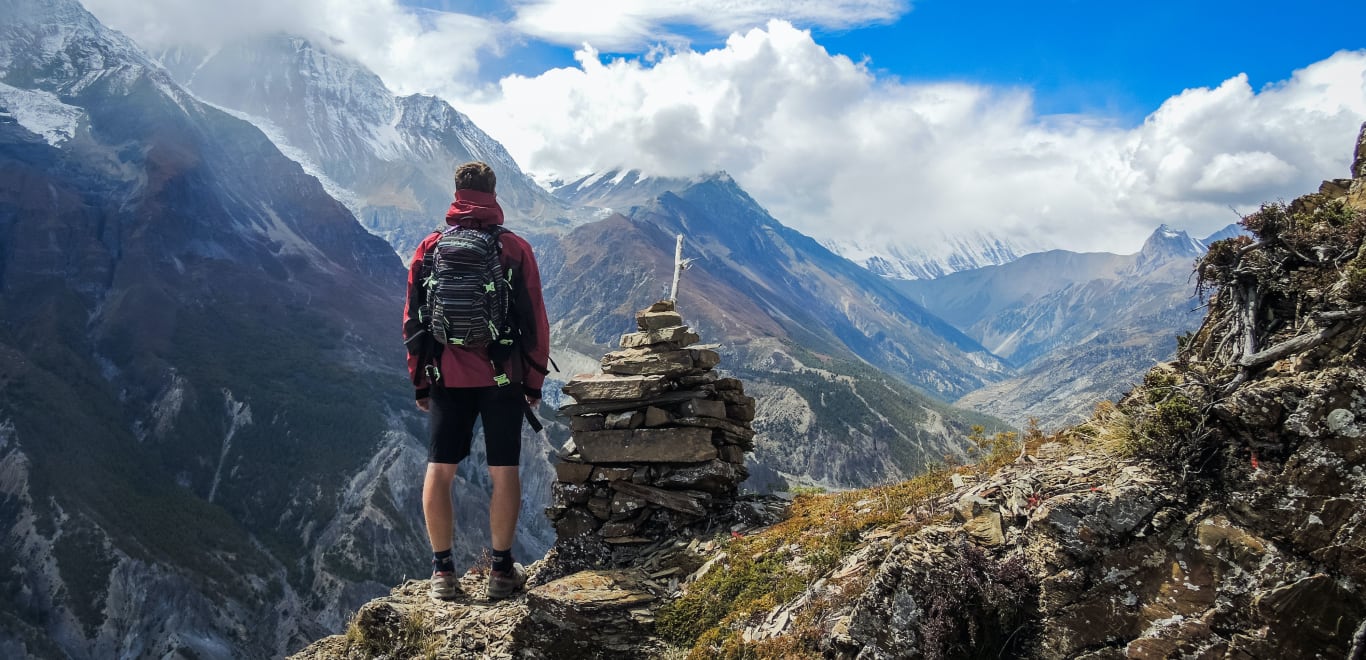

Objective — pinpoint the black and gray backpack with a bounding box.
[420,225,514,350]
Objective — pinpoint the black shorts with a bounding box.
[428,385,525,466]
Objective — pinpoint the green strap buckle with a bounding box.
[451,339,464,346]
[493,373,511,387]
[484,282,496,293]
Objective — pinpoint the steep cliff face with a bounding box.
[295,125,1366,659]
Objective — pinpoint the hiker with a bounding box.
[402,161,550,600]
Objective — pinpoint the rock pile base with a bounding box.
[547,300,755,546]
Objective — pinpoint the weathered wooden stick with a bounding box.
[669,234,684,302]
[1317,307,1366,322]
[1239,322,1345,368]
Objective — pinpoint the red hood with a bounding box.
[445,189,504,227]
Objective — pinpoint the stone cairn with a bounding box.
[547,300,756,545]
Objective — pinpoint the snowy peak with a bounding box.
[154,32,573,254]
[1135,224,1205,274]
[550,168,698,210]
[824,230,1041,281]
[0,0,160,93]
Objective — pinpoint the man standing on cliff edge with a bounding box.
[403,161,551,600]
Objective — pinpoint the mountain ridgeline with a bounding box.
[157,35,579,258]
[906,224,1241,427]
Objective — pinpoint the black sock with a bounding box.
[491,548,513,574]
[433,549,454,574]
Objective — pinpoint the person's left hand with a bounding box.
[525,396,540,409]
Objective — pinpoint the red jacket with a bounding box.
[404,189,550,398]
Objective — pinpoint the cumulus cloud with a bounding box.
[81,0,502,97]
[508,0,907,50]
[464,22,1366,253]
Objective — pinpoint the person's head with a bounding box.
[455,161,497,194]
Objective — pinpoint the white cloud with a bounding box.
[463,23,1366,253]
[80,0,502,97]
[77,2,1366,255]
[509,0,907,50]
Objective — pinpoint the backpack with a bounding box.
[420,225,514,350]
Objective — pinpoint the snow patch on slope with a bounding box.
[205,102,364,216]
[0,82,83,145]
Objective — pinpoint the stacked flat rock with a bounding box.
[548,300,756,544]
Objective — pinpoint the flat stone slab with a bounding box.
[562,374,668,402]
[575,428,717,463]
[527,570,656,623]
[558,390,706,416]
[637,311,683,331]
[602,348,695,377]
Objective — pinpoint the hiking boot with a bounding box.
[430,571,461,600]
[486,563,527,600]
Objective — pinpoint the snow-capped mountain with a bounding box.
[156,35,580,257]
[823,230,1043,280]
[549,168,701,211]
[1134,223,1207,275]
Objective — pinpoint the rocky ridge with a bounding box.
[294,125,1366,659]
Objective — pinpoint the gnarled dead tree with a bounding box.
[1186,194,1366,392]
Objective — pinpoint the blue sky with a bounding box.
[408,0,1366,124]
